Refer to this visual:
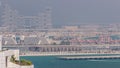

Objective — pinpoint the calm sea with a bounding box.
[21,56,120,68]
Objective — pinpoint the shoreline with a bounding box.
[20,52,120,57]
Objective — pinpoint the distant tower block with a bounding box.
[0,1,1,6]
[0,0,8,8]
[1,0,53,31]
[0,35,2,51]
[1,0,18,30]
[39,7,52,29]
[44,7,52,29]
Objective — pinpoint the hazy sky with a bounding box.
[3,0,120,25]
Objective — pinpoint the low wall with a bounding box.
[20,65,34,68]
[8,62,34,68]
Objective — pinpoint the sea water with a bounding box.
[21,56,120,68]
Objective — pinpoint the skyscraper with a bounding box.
[0,0,52,31]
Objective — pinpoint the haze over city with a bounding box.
[1,0,120,68]
[2,0,120,26]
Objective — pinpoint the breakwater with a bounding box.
[58,55,120,60]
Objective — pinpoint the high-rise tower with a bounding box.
[38,7,52,29]
[0,0,53,31]
[0,0,18,31]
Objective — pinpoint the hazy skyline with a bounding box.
[2,0,120,26]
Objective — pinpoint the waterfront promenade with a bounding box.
[3,44,120,57]
[20,51,120,56]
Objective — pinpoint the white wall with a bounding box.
[0,52,6,68]
[0,50,34,68]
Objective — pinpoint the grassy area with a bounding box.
[10,55,32,66]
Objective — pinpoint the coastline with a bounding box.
[20,52,120,57]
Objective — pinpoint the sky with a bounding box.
[2,0,120,26]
